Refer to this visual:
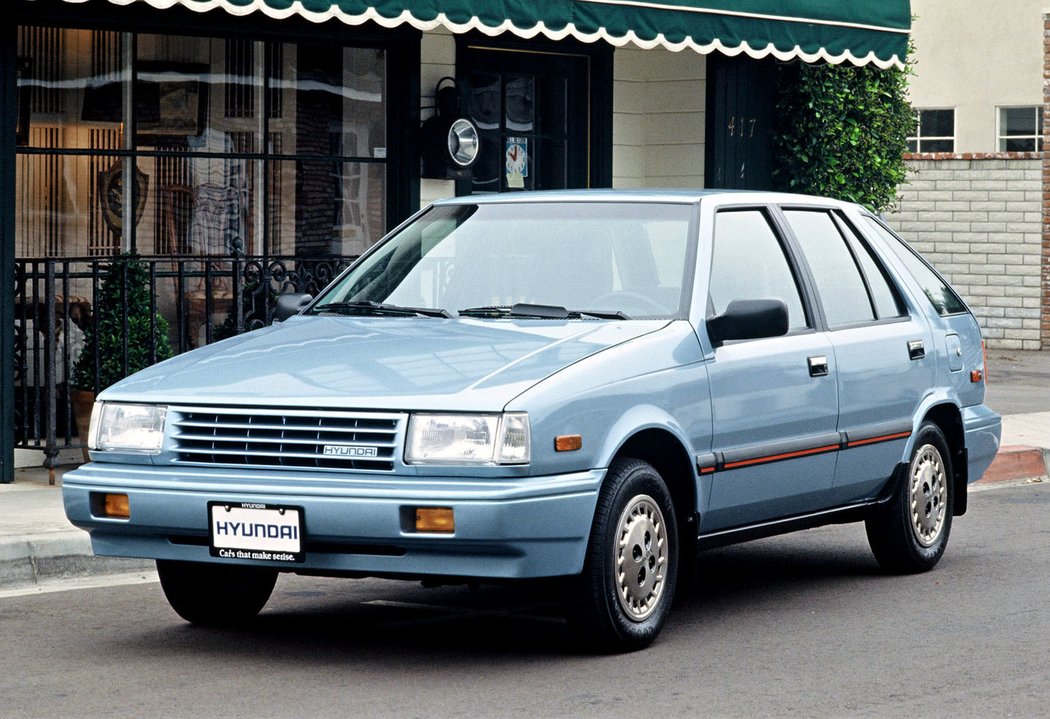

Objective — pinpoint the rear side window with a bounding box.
[863,217,968,316]
[709,209,808,331]
[835,213,906,321]
[782,209,875,327]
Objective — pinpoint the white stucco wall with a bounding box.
[612,47,705,188]
[419,29,457,206]
[908,0,1044,153]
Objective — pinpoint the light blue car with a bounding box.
[63,190,1002,651]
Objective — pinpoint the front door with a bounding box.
[456,39,611,195]
[702,206,839,531]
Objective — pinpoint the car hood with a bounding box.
[102,316,670,411]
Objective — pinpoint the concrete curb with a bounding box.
[976,445,1050,485]
[0,532,152,590]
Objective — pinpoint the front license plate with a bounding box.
[209,502,305,563]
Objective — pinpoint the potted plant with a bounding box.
[71,254,173,459]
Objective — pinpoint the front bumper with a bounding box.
[62,463,604,580]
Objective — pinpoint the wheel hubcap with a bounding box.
[613,494,668,622]
[909,444,947,547]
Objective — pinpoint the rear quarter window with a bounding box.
[862,216,968,316]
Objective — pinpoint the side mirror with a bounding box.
[274,293,313,322]
[707,299,789,347]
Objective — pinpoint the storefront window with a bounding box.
[270,161,386,257]
[16,26,387,259]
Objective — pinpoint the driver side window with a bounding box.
[709,209,808,331]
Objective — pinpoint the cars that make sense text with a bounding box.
[63,190,1001,651]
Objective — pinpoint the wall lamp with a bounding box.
[421,77,480,179]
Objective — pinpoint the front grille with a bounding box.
[171,407,401,471]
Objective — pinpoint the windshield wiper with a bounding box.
[458,303,629,320]
[311,300,451,318]
[575,308,630,320]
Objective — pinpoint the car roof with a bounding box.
[430,188,861,209]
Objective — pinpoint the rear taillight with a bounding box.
[970,340,986,384]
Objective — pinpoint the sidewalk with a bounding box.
[0,466,152,590]
[983,348,1050,484]
[2,351,1048,591]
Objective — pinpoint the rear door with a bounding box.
[701,206,839,531]
[779,207,934,504]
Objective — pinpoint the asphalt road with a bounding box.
[985,349,1050,415]
[3,481,1048,719]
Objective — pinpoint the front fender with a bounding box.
[597,405,700,472]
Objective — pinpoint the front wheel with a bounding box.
[157,560,278,626]
[865,422,954,574]
[572,458,678,652]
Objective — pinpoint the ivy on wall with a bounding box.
[773,57,915,213]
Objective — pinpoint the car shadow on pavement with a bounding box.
[115,526,893,661]
[144,580,584,661]
[676,529,885,616]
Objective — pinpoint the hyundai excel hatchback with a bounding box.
[63,190,1002,651]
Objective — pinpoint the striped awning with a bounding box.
[60,0,911,68]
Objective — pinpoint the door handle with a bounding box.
[808,355,829,377]
[908,340,926,361]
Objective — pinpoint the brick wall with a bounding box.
[886,156,1044,349]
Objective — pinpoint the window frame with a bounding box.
[14,17,420,258]
[830,210,908,322]
[707,205,814,335]
[777,205,913,331]
[907,108,955,153]
[996,105,1043,153]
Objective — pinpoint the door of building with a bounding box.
[455,39,611,195]
[705,55,777,191]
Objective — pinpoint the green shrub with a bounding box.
[72,254,173,393]
[773,57,915,213]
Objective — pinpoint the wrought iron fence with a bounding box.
[13,254,355,471]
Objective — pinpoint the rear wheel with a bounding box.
[572,458,678,652]
[865,422,954,574]
[157,560,277,626]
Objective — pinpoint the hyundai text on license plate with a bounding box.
[209,502,304,563]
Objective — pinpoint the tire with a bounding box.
[572,458,679,652]
[865,422,954,574]
[157,560,278,626]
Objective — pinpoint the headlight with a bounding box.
[405,413,530,465]
[91,403,168,454]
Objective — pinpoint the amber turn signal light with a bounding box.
[555,435,583,452]
[415,507,455,533]
[90,492,130,519]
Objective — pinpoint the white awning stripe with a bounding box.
[576,0,910,36]
[47,0,905,68]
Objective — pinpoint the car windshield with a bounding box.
[310,201,696,320]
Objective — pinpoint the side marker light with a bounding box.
[555,435,583,452]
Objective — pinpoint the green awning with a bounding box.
[77,0,911,68]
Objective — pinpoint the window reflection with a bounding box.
[16,26,387,260]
